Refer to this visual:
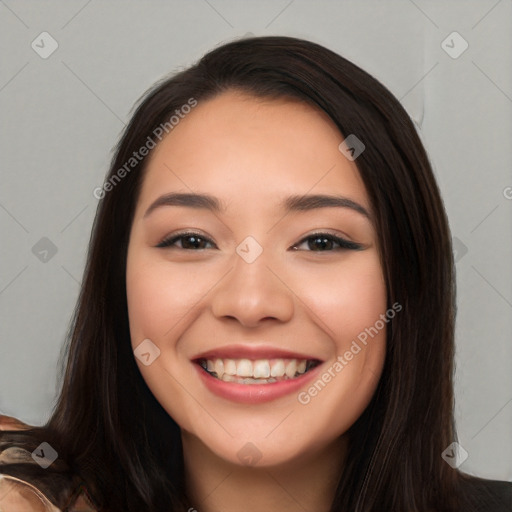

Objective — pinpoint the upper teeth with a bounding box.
[202,358,310,380]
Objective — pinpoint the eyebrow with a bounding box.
[143,192,371,220]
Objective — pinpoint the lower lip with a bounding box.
[193,362,324,404]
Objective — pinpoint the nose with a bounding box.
[210,247,295,328]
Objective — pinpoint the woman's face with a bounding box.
[126,90,387,467]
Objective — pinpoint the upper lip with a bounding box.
[192,344,323,362]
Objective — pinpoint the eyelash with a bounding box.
[155,231,363,252]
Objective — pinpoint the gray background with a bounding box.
[0,0,510,481]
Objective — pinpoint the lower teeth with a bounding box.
[205,370,309,385]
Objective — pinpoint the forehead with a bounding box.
[137,90,371,218]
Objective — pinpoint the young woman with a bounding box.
[1,35,510,512]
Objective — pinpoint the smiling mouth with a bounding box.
[196,357,322,385]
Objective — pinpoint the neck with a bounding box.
[182,432,348,512]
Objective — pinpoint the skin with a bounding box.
[126,90,387,512]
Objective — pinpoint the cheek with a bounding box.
[294,265,387,440]
[126,256,204,346]
[296,254,387,410]
[125,254,202,419]
[302,254,387,342]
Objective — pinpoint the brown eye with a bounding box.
[156,232,215,250]
[292,233,363,252]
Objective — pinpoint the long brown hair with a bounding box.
[2,35,471,511]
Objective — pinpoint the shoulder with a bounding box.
[459,473,512,512]
[0,473,61,511]
[0,414,32,431]
[0,414,98,512]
